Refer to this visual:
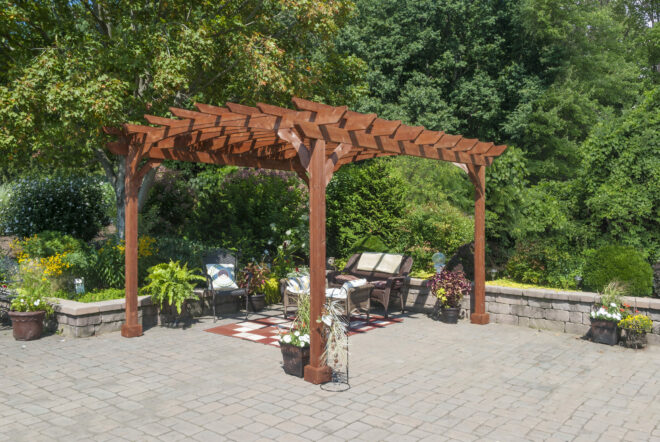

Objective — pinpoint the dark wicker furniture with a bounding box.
[327,253,413,318]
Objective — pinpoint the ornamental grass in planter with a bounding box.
[279,291,310,377]
[428,269,471,324]
[589,282,626,346]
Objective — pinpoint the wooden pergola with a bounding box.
[106,97,506,384]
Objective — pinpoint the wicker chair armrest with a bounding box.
[347,283,374,302]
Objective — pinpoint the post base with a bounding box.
[121,323,143,338]
[303,365,331,384]
[470,313,490,325]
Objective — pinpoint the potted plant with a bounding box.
[141,260,206,323]
[8,260,55,341]
[428,269,471,324]
[589,282,626,345]
[238,261,270,312]
[279,291,310,377]
[618,314,653,349]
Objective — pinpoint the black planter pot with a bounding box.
[280,342,310,377]
[248,294,266,312]
[621,330,647,349]
[590,319,620,346]
[441,307,461,324]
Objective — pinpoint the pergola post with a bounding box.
[304,139,332,384]
[121,146,142,337]
[470,165,489,325]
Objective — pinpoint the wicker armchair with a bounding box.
[281,277,374,325]
[327,253,413,318]
[203,249,251,322]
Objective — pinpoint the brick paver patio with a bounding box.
[2,308,660,441]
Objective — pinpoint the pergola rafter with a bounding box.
[105,97,506,385]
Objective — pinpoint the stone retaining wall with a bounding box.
[0,289,239,338]
[404,278,660,343]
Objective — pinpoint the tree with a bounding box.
[0,0,366,236]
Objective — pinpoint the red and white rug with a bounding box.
[204,314,403,347]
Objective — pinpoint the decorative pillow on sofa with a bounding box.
[286,275,310,294]
[356,252,403,274]
[206,264,239,290]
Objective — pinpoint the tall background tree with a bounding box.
[0,0,366,235]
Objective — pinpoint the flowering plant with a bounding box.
[10,293,54,315]
[279,290,310,347]
[427,269,471,308]
[591,281,627,322]
[9,261,55,315]
[237,261,270,296]
[618,315,653,334]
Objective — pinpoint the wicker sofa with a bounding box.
[326,252,412,318]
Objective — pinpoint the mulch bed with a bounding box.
[204,314,403,347]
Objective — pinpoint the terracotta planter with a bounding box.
[441,307,461,324]
[248,294,266,312]
[590,319,620,346]
[280,342,310,377]
[621,330,648,349]
[9,311,46,341]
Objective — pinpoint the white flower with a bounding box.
[299,341,305,347]
[34,299,40,306]
[590,312,595,318]
[610,303,617,307]
[20,299,25,303]
[294,331,300,337]
[282,334,292,344]
[285,229,292,236]
[301,334,310,343]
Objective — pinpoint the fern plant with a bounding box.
[140,260,205,314]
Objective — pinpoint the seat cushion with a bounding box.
[211,287,246,296]
[325,287,345,299]
[286,275,310,294]
[206,264,239,290]
[334,274,359,284]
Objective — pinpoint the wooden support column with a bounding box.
[304,139,332,384]
[121,145,142,337]
[469,164,489,325]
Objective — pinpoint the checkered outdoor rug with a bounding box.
[204,314,403,347]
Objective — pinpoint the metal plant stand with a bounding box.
[321,332,350,392]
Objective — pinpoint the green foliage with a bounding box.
[140,261,205,314]
[396,202,474,273]
[0,253,17,285]
[12,231,88,258]
[10,261,55,316]
[505,239,584,290]
[141,169,196,237]
[577,87,660,262]
[327,159,406,257]
[0,175,110,241]
[263,277,281,305]
[583,245,653,296]
[189,168,308,262]
[153,237,220,271]
[76,288,124,303]
[348,234,390,255]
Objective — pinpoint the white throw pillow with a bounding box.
[206,264,239,290]
[286,275,310,294]
[339,278,368,298]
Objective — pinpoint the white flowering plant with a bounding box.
[590,303,624,322]
[279,290,311,347]
[590,281,628,322]
[10,293,54,316]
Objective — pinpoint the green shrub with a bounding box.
[583,245,653,296]
[263,277,281,305]
[0,175,110,241]
[190,168,308,262]
[396,202,474,273]
[348,234,389,255]
[76,288,124,303]
[13,231,88,258]
[141,169,196,236]
[154,236,220,270]
[505,239,585,289]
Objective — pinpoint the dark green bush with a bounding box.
[583,245,653,296]
[0,175,110,241]
[189,168,308,261]
[141,169,196,236]
[505,239,585,289]
[348,234,389,255]
[327,159,405,258]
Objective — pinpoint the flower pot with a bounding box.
[621,330,647,349]
[248,294,266,312]
[441,307,461,324]
[280,342,310,377]
[590,319,620,346]
[9,311,46,341]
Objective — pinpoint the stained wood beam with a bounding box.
[140,147,301,171]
